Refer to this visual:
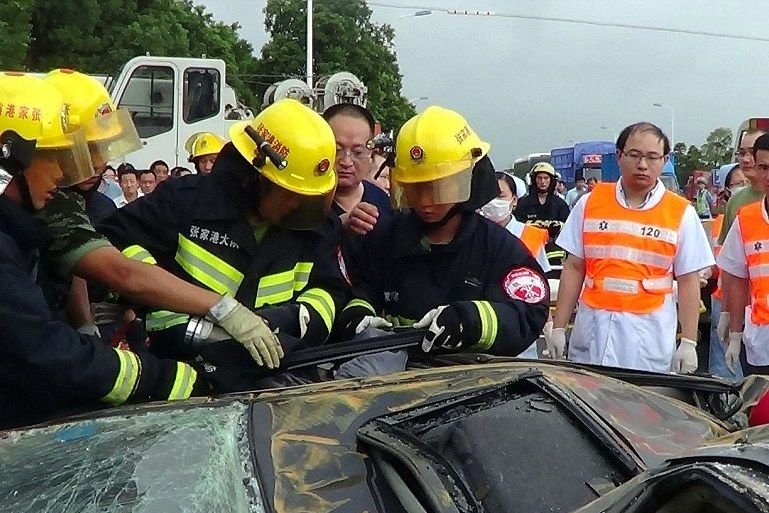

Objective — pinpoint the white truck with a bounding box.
[105,55,253,169]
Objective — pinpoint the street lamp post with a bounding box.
[652,102,675,146]
[307,0,313,88]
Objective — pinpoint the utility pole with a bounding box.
[307,0,313,89]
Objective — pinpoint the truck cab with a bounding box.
[108,56,252,169]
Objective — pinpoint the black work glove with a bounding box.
[413,305,465,352]
[331,305,372,342]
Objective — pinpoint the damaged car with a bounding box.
[2,354,761,513]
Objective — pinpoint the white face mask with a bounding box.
[480,198,513,222]
[730,185,747,195]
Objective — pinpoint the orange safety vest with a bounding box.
[711,214,724,300]
[737,201,769,325]
[520,224,549,257]
[581,182,689,313]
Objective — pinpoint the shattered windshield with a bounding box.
[0,402,260,513]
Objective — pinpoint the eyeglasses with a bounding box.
[621,150,665,164]
[735,149,753,158]
[728,179,749,188]
[336,147,372,162]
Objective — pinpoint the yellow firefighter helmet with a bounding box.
[185,132,226,161]
[391,106,490,207]
[0,72,93,188]
[44,69,142,168]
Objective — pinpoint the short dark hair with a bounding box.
[118,167,138,180]
[149,160,169,173]
[752,133,769,156]
[575,176,586,183]
[322,103,376,136]
[139,169,156,179]
[586,176,599,184]
[616,122,670,155]
[171,166,191,177]
[495,171,518,198]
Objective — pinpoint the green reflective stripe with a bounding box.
[471,300,498,351]
[255,262,314,307]
[298,288,335,332]
[168,362,197,400]
[122,244,156,264]
[546,250,566,259]
[145,310,190,332]
[343,299,376,314]
[385,314,417,327]
[102,349,140,405]
[293,262,313,291]
[175,234,244,296]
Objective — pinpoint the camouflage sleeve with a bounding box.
[35,190,112,279]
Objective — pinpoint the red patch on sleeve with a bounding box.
[503,267,548,303]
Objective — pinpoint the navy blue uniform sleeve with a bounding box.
[452,229,550,356]
[294,216,351,343]
[0,237,187,414]
[97,180,184,263]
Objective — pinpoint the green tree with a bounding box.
[257,0,415,129]
[700,127,734,169]
[0,0,34,69]
[19,0,259,106]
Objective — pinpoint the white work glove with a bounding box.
[716,311,730,342]
[673,337,698,374]
[543,322,567,360]
[77,323,101,338]
[355,315,393,334]
[207,295,284,369]
[725,332,743,374]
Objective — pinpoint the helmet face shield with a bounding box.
[258,177,335,230]
[82,109,143,168]
[40,129,96,188]
[391,164,473,209]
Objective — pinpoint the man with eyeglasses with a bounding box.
[717,133,769,376]
[715,129,766,354]
[323,104,392,260]
[546,122,714,374]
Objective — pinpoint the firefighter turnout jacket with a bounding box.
[0,195,196,429]
[341,211,550,355]
[97,153,349,358]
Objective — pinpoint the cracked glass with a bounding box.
[0,402,262,513]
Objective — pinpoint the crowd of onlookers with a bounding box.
[99,161,196,207]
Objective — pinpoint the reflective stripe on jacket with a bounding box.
[738,201,769,325]
[581,182,688,314]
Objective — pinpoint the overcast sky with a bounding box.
[200,0,769,167]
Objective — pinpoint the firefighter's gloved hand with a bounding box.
[414,305,464,352]
[77,323,101,338]
[726,332,742,373]
[207,295,283,369]
[673,338,698,374]
[355,315,393,334]
[716,311,730,342]
[543,322,567,360]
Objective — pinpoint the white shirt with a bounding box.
[717,199,769,365]
[556,179,714,372]
[113,190,144,208]
[504,217,552,273]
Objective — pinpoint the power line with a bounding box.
[368,1,769,43]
